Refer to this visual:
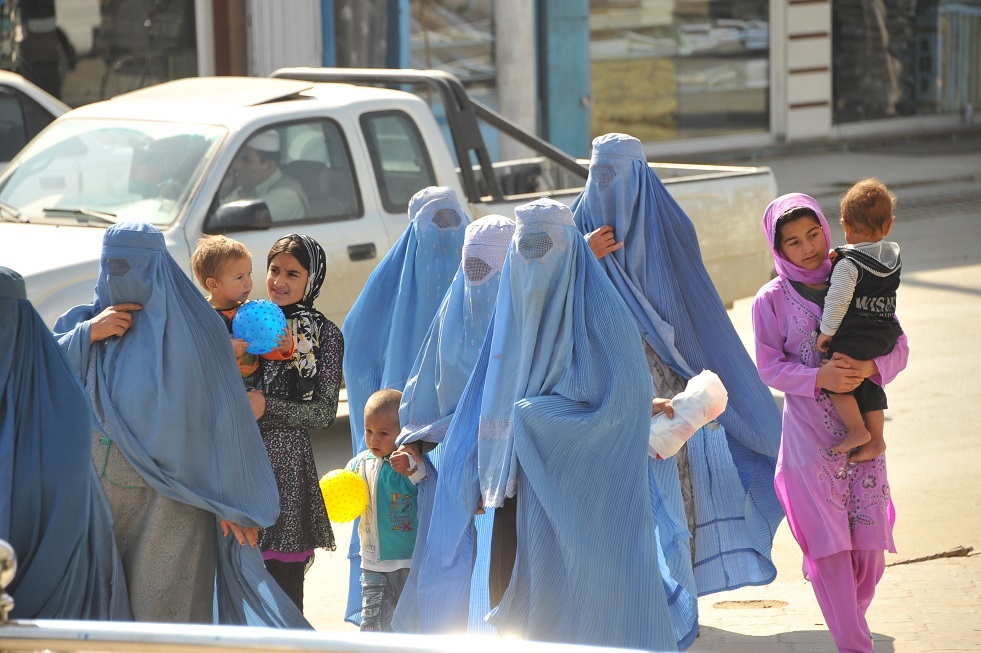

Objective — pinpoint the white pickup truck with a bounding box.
[0,68,776,327]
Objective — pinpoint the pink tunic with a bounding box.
[752,277,909,560]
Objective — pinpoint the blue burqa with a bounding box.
[455,198,676,650]
[0,267,130,620]
[571,133,784,597]
[52,223,308,628]
[342,186,469,624]
[391,215,514,634]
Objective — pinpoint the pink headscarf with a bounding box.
[762,192,833,285]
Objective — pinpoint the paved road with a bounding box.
[301,133,981,650]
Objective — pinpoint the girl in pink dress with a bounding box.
[751,193,909,653]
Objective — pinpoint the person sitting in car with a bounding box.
[223,129,309,222]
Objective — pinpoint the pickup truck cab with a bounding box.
[0,68,776,327]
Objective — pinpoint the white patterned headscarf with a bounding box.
[268,233,327,401]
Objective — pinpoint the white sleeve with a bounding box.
[821,259,860,336]
[407,456,427,485]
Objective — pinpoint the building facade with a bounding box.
[31,0,979,159]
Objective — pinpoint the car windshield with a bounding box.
[0,118,226,227]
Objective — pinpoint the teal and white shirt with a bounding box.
[347,450,427,571]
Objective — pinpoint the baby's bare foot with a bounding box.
[848,439,886,462]
[832,428,872,455]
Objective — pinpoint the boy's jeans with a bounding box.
[360,567,410,632]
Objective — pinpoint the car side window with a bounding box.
[0,90,28,162]
[0,86,59,162]
[360,110,437,214]
[208,119,362,232]
[282,120,362,221]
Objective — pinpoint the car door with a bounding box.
[203,117,390,328]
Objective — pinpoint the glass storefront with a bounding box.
[589,0,770,141]
[409,0,500,157]
[1,0,198,107]
[833,0,981,123]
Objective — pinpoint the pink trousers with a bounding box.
[804,549,885,653]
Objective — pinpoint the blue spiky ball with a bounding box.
[232,300,287,354]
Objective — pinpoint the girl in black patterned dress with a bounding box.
[249,233,343,610]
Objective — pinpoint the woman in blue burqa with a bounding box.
[418,198,677,650]
[341,186,469,624]
[0,266,130,620]
[571,133,785,608]
[53,222,308,627]
[389,215,515,634]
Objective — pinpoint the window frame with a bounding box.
[359,109,437,214]
[206,117,364,232]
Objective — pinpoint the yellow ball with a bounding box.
[319,469,368,523]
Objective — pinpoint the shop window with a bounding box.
[8,0,200,107]
[589,0,770,141]
[833,0,981,123]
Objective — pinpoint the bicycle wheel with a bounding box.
[100,52,169,99]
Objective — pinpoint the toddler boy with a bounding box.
[347,388,426,632]
[190,235,292,382]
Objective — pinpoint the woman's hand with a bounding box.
[247,388,266,420]
[275,325,294,355]
[89,303,142,343]
[219,519,259,547]
[652,397,674,418]
[817,357,865,393]
[586,225,623,260]
[831,352,878,379]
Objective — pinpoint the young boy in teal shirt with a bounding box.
[347,388,426,632]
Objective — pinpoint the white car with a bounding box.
[0,69,776,328]
[0,71,69,172]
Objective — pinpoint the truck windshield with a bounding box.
[0,119,226,227]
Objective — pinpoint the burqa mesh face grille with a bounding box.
[517,232,553,259]
[105,258,131,277]
[432,208,463,229]
[464,256,493,283]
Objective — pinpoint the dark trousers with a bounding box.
[265,559,306,612]
[489,495,518,607]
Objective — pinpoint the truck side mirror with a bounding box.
[209,199,272,234]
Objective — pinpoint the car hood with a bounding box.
[1,223,108,277]
[0,223,110,325]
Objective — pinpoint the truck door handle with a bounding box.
[347,243,376,261]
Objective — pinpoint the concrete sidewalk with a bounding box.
[690,552,980,652]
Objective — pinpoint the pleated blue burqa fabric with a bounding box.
[391,215,514,634]
[0,267,131,620]
[52,223,308,628]
[397,215,515,444]
[341,186,469,624]
[570,133,784,598]
[472,198,676,650]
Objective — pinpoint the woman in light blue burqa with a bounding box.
[571,133,784,606]
[342,186,469,624]
[460,198,676,650]
[53,222,307,627]
[0,266,130,620]
[391,215,514,634]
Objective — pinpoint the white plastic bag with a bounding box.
[649,370,728,459]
